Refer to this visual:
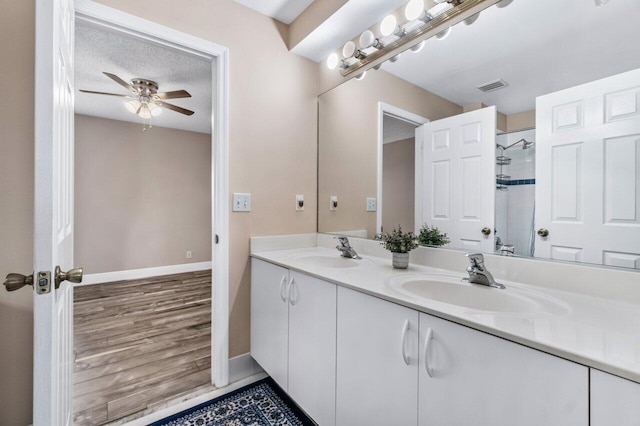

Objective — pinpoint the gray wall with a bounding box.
[75,115,212,274]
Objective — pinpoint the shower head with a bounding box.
[521,139,535,149]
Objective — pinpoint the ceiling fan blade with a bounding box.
[155,90,192,100]
[103,72,137,93]
[79,89,132,98]
[157,101,195,116]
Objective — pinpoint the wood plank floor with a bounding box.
[73,270,212,425]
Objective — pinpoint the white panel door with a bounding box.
[419,313,588,426]
[536,68,640,267]
[591,369,640,426]
[416,107,497,252]
[33,0,76,424]
[250,259,290,390]
[336,287,418,426]
[288,271,336,426]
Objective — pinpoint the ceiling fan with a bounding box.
[80,72,195,118]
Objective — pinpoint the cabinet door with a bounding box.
[336,287,419,426]
[288,271,337,426]
[419,313,588,426]
[250,259,289,390]
[591,369,640,426]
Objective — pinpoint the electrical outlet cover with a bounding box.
[366,197,377,212]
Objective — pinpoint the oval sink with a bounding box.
[294,254,364,269]
[388,275,569,315]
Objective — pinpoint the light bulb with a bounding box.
[355,71,367,81]
[389,54,401,63]
[125,100,141,114]
[342,41,356,58]
[138,103,152,119]
[410,40,425,53]
[359,30,375,49]
[464,12,480,25]
[380,15,397,37]
[496,0,514,8]
[148,102,162,117]
[405,0,424,21]
[436,27,452,40]
[327,53,339,70]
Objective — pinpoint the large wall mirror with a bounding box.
[318,0,640,270]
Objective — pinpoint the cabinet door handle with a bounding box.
[279,275,288,303]
[401,319,410,365]
[423,327,433,377]
[286,277,294,305]
[288,278,296,306]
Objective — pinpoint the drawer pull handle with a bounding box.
[423,327,433,377]
[279,276,288,303]
[401,319,410,365]
[288,278,296,306]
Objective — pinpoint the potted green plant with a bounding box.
[380,226,418,269]
[417,224,450,247]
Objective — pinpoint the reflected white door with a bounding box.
[416,107,497,252]
[34,0,75,424]
[536,68,640,268]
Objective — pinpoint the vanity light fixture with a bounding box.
[325,0,498,78]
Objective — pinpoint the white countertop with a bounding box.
[251,244,640,384]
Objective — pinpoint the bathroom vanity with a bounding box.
[250,234,640,426]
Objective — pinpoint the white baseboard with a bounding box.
[79,261,212,285]
[229,353,264,384]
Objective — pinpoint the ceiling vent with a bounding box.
[476,79,509,93]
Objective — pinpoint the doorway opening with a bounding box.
[377,103,428,236]
[71,2,229,423]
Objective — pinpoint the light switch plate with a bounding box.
[366,197,377,212]
[233,193,251,212]
[330,196,338,211]
[296,194,304,211]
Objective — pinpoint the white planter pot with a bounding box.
[392,252,410,269]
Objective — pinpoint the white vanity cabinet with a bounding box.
[336,286,419,426]
[418,313,589,426]
[591,369,640,426]
[250,259,289,389]
[250,259,337,426]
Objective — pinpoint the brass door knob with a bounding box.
[3,273,34,292]
[481,227,492,236]
[537,228,549,237]
[55,266,83,289]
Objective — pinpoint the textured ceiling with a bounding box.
[231,0,315,24]
[75,22,212,134]
[383,114,418,144]
[380,0,640,114]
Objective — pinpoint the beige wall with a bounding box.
[75,115,211,274]
[507,109,535,132]
[0,0,318,423]
[0,0,35,424]
[318,69,462,238]
[382,138,415,233]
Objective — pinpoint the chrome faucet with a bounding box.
[335,236,361,259]
[463,253,505,289]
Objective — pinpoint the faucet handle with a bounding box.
[334,236,350,247]
[465,253,485,268]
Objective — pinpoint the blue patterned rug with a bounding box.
[149,377,316,426]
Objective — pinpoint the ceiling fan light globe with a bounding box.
[149,103,163,117]
[125,100,141,114]
[138,104,152,119]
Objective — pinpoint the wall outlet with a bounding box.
[233,193,251,212]
[186,251,193,259]
[330,196,338,211]
[296,194,304,211]
[366,197,377,212]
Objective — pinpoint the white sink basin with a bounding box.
[294,254,365,269]
[388,275,570,315]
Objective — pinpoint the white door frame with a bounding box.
[377,102,428,234]
[74,0,230,387]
